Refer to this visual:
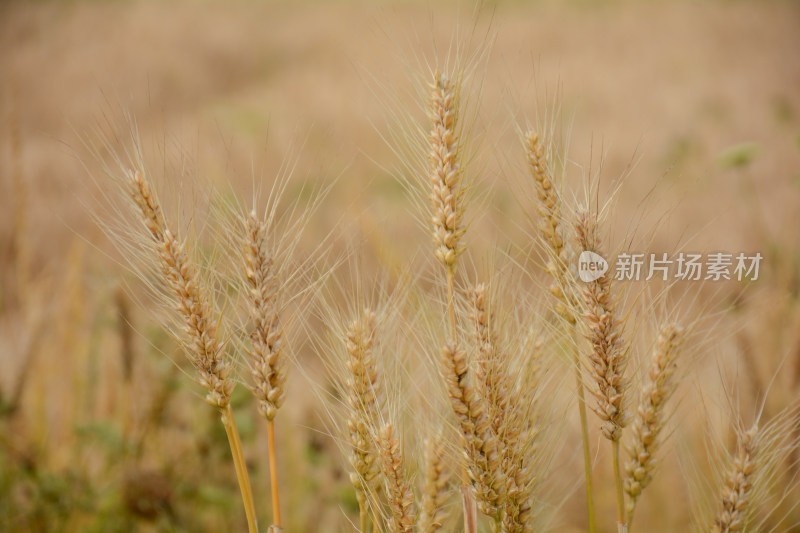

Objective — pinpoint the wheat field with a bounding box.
[1,1,800,532]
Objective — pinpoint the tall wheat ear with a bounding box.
[524,128,597,533]
[123,168,258,533]
[573,207,630,533]
[425,67,488,533]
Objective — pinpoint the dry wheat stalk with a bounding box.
[241,209,287,530]
[427,68,477,531]
[243,209,287,422]
[711,427,758,532]
[125,168,257,533]
[574,208,629,532]
[624,323,685,521]
[344,309,383,530]
[440,342,504,517]
[378,423,416,533]
[419,436,450,532]
[526,129,596,533]
[429,71,465,271]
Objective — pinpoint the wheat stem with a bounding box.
[222,404,259,533]
[267,419,282,528]
[526,130,596,532]
[575,351,597,533]
[612,439,627,533]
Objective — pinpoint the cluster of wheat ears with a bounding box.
[102,66,799,533]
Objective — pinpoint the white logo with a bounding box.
[578,251,609,282]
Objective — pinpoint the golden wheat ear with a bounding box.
[572,207,630,533]
[439,341,504,518]
[524,128,598,532]
[624,323,685,524]
[419,434,451,532]
[378,423,416,533]
[239,208,288,530]
[343,308,384,531]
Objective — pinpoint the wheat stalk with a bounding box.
[126,169,257,533]
[574,208,629,532]
[378,423,416,533]
[426,68,479,531]
[242,208,287,529]
[526,129,596,533]
[624,323,685,525]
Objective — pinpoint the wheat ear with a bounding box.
[344,309,383,531]
[574,209,629,532]
[526,129,596,533]
[419,436,450,532]
[470,283,538,532]
[711,427,758,532]
[429,70,465,273]
[440,342,503,518]
[378,423,416,533]
[242,209,287,529]
[625,323,685,525]
[126,169,257,533]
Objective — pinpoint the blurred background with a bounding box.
[1,0,799,531]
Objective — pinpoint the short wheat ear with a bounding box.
[378,423,416,533]
[624,323,685,526]
[711,426,758,533]
[126,169,257,533]
[439,342,504,518]
[344,309,383,532]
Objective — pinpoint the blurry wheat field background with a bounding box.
[1,0,800,532]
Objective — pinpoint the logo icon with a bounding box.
[578,251,609,282]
